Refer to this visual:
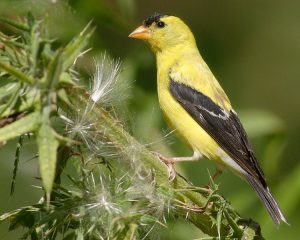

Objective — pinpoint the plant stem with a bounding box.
[67,87,264,239]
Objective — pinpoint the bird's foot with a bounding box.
[212,169,222,181]
[204,169,223,189]
[152,152,177,181]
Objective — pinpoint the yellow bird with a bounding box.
[129,13,287,225]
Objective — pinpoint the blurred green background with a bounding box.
[0,0,299,239]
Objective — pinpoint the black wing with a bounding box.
[169,79,267,187]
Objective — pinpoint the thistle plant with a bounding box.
[0,14,264,239]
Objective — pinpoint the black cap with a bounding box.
[143,12,167,27]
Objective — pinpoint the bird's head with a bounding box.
[129,13,196,53]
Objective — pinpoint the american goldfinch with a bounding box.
[129,13,287,225]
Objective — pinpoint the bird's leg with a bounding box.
[152,151,202,181]
[170,151,202,162]
[212,169,223,181]
[205,168,223,190]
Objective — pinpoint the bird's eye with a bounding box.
[157,21,165,28]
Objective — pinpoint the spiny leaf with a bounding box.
[0,62,34,84]
[37,124,59,202]
[0,112,40,142]
[0,80,20,99]
[0,17,29,31]
[57,88,73,108]
[61,22,94,72]
[0,83,21,117]
[45,49,63,91]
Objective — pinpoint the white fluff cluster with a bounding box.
[58,54,176,239]
[75,167,174,239]
[91,54,121,104]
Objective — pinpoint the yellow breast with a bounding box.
[158,84,220,159]
[155,45,234,166]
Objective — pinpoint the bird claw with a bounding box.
[151,151,177,181]
[166,162,176,181]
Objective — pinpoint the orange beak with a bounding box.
[128,25,151,40]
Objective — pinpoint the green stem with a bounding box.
[66,87,264,239]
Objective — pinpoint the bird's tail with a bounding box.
[245,175,288,226]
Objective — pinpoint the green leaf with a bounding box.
[37,124,59,201]
[0,82,21,117]
[0,78,20,100]
[58,88,73,108]
[61,23,94,72]
[0,17,29,31]
[0,62,34,85]
[59,72,74,85]
[45,49,63,92]
[0,112,40,142]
